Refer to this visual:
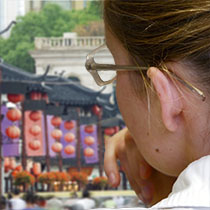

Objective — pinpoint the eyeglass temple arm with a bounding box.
[85,57,147,71]
[161,66,205,101]
[86,56,205,101]
[168,71,206,101]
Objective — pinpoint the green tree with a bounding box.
[87,1,103,18]
[0,3,102,73]
[6,42,35,72]
[0,38,7,58]
[74,20,104,36]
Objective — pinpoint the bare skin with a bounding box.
[104,26,210,207]
[104,128,177,206]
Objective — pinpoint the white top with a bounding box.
[9,197,26,210]
[96,155,210,210]
[152,155,210,209]
[75,198,96,210]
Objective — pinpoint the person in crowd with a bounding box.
[46,196,63,210]
[72,189,96,210]
[35,196,46,209]
[6,193,13,210]
[9,189,26,210]
[100,198,116,209]
[23,192,41,210]
[0,196,7,210]
[113,196,125,208]
[85,0,210,209]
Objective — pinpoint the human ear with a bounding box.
[147,67,183,132]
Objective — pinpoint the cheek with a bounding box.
[115,73,140,124]
[116,71,149,141]
[116,74,187,177]
[116,73,150,145]
[115,72,129,111]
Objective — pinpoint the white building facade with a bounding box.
[30,33,114,93]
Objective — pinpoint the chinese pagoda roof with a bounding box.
[0,61,122,126]
[0,61,111,107]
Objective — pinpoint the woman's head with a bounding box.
[103,0,210,176]
[104,1,210,79]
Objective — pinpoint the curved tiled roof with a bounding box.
[0,61,110,106]
[0,61,122,126]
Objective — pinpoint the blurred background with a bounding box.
[0,1,144,209]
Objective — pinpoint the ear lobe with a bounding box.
[147,67,183,132]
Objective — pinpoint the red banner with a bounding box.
[25,111,45,156]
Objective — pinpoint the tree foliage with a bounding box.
[74,20,104,36]
[87,0,103,18]
[0,3,102,73]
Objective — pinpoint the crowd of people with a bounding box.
[0,189,46,210]
[0,188,141,210]
[0,188,99,210]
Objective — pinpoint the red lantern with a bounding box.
[51,129,63,140]
[29,111,41,122]
[92,105,101,116]
[4,157,10,167]
[51,142,63,153]
[28,140,41,150]
[6,126,21,139]
[7,94,24,103]
[29,125,41,136]
[84,147,94,157]
[10,158,16,170]
[104,127,116,136]
[64,133,75,143]
[84,125,94,134]
[84,136,95,146]
[64,145,75,155]
[51,116,62,127]
[64,121,74,130]
[6,108,21,122]
[32,163,41,176]
[30,91,42,100]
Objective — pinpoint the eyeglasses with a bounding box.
[85,43,206,101]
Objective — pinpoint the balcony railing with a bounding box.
[34,36,105,50]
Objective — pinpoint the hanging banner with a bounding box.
[25,111,45,156]
[61,120,77,159]
[1,105,19,157]
[80,124,99,164]
[47,115,57,157]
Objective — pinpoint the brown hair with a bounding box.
[104,0,210,90]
